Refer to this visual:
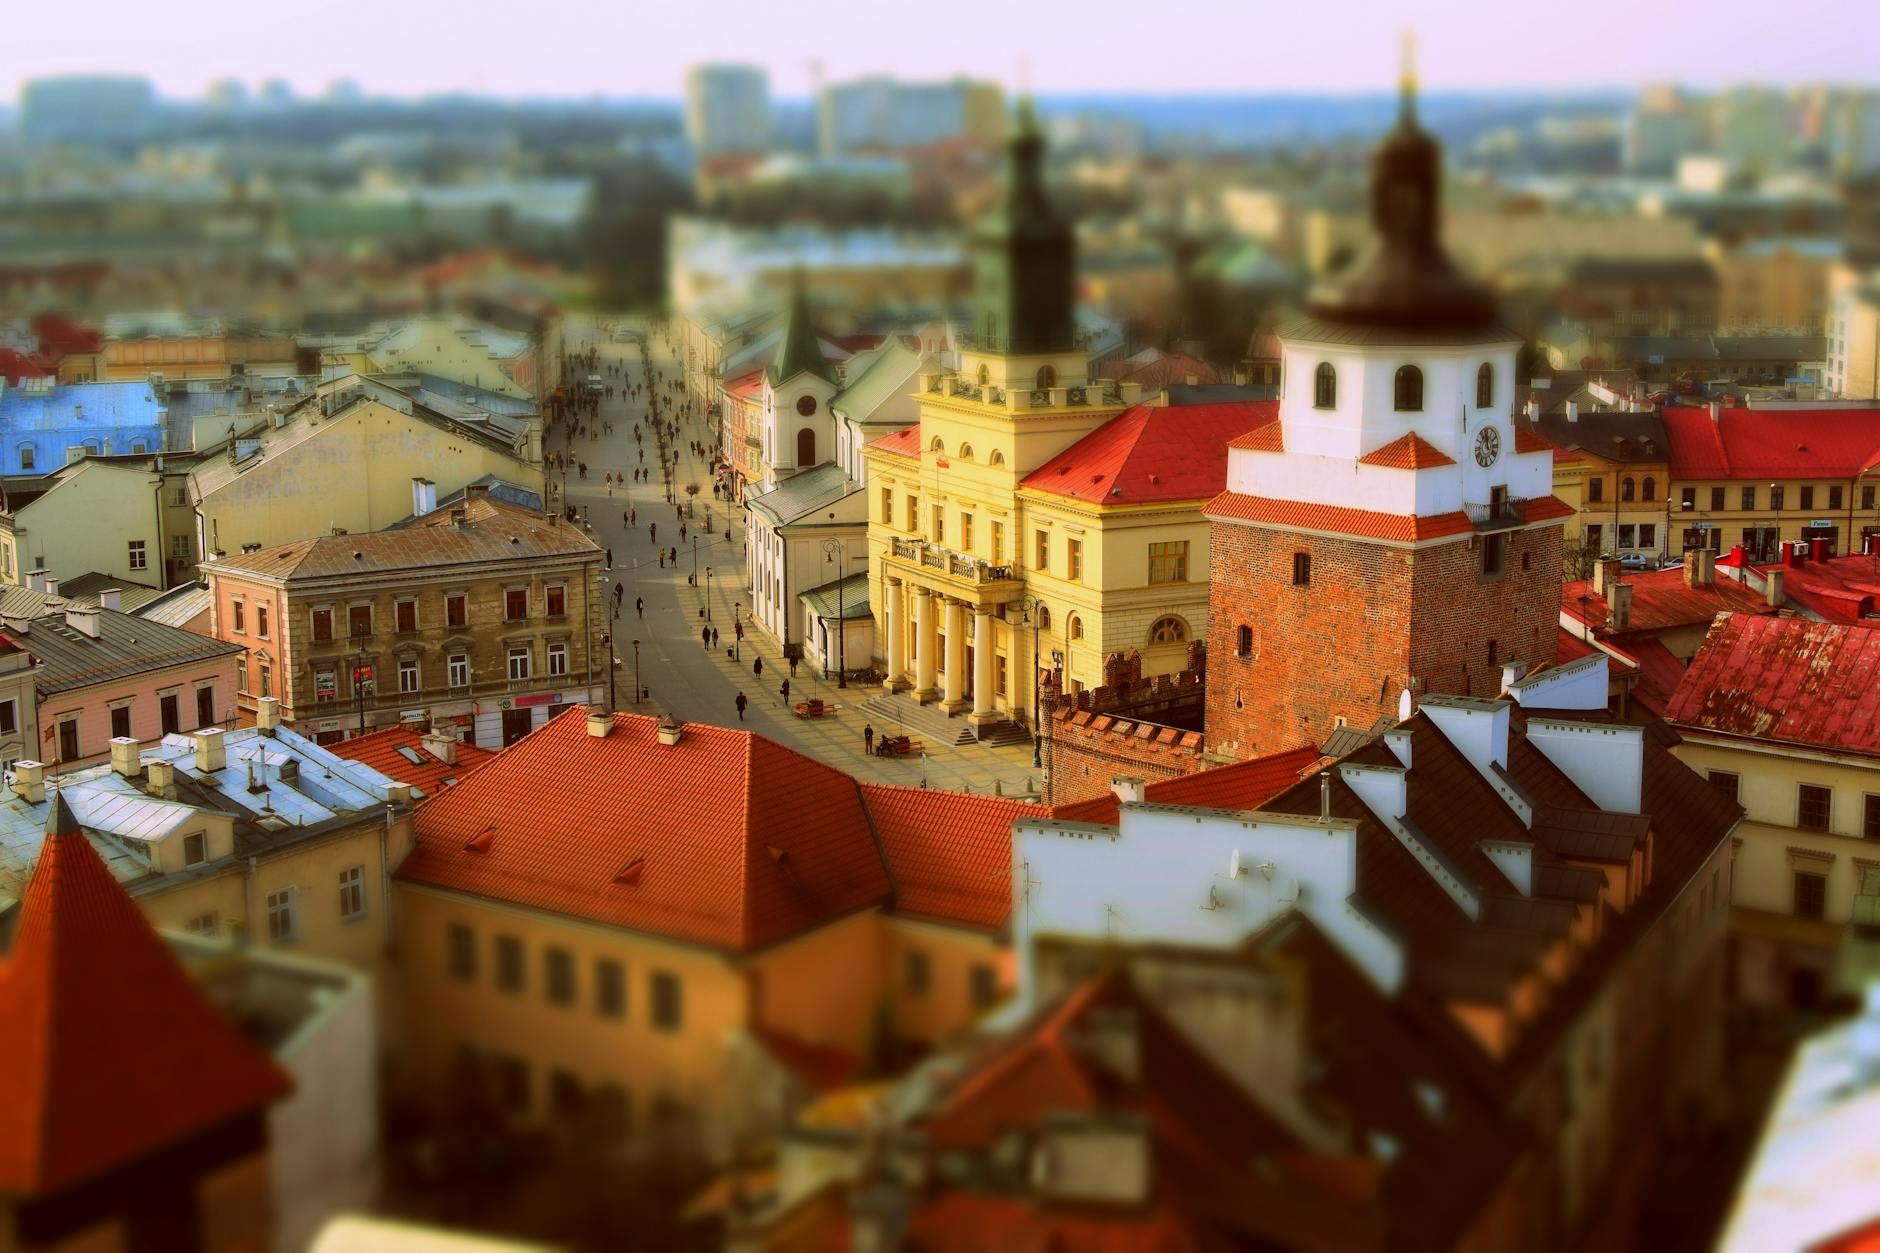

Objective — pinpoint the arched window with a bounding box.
[1068,615,1084,641]
[1313,362,1337,409]
[1149,616,1187,645]
[976,363,990,385]
[1476,362,1494,409]
[131,439,147,454]
[958,443,974,461]
[989,450,1005,466]
[1235,624,1253,656]
[929,437,945,453]
[1035,364,1057,389]
[17,444,35,472]
[1035,605,1051,631]
[1393,365,1424,413]
[796,428,816,465]
[1620,477,1636,502]
[1641,476,1656,502]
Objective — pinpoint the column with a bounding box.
[882,577,905,691]
[969,604,997,724]
[913,587,937,700]
[941,598,966,713]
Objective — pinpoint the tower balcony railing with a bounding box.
[888,536,1020,585]
[1466,495,1531,531]
[919,370,1124,414]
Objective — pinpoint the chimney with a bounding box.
[109,736,141,778]
[1184,373,1199,386]
[1608,583,1635,632]
[44,576,61,599]
[1709,399,1723,424]
[12,761,44,804]
[1593,558,1622,597]
[1233,366,1250,387]
[587,709,615,739]
[146,759,176,800]
[464,482,491,503]
[421,730,458,765]
[384,782,414,806]
[1765,567,1786,607]
[450,507,469,530]
[1684,549,1714,587]
[1110,776,1147,804]
[255,696,281,732]
[98,588,121,612]
[63,605,99,638]
[1118,381,1144,405]
[1811,535,1830,563]
[1727,544,1746,568]
[24,570,45,593]
[1565,400,1580,423]
[1784,542,1804,568]
[411,477,437,517]
[656,717,684,747]
[1525,399,1541,421]
[1499,661,1529,694]
[194,727,227,773]
[1319,770,1332,821]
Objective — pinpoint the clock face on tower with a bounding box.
[1474,426,1501,467]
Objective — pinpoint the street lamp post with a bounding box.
[632,639,641,705]
[733,603,743,661]
[1020,596,1046,769]
[704,567,714,622]
[602,633,617,709]
[1771,482,1782,562]
[821,539,848,687]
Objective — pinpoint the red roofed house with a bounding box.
[0,794,291,1248]
[391,708,1044,1157]
[328,723,497,799]
[1666,612,1880,1008]
[1203,74,1571,762]
[1714,541,1880,624]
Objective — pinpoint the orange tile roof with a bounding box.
[724,369,765,400]
[396,710,892,951]
[865,424,921,459]
[1229,422,1285,451]
[1050,743,1321,826]
[1514,426,1555,455]
[330,725,498,798]
[1019,401,1276,505]
[860,784,1034,930]
[1205,491,1476,543]
[1561,565,1771,635]
[1521,495,1576,522]
[1358,431,1457,469]
[0,797,291,1194]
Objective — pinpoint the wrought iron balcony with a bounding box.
[1466,495,1531,531]
[888,536,1019,585]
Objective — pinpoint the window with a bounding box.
[650,970,683,1032]
[505,588,528,621]
[1864,794,1880,841]
[1392,365,1423,412]
[1236,624,1253,657]
[931,504,945,544]
[258,662,271,699]
[1621,477,1636,502]
[395,599,417,633]
[266,889,295,942]
[398,659,420,694]
[960,513,974,552]
[969,963,999,1008]
[1801,486,1816,511]
[232,601,246,633]
[1148,541,1188,584]
[550,1070,584,1116]
[995,654,1008,696]
[1641,478,1656,502]
[183,831,206,865]
[1709,770,1740,803]
[507,646,532,681]
[1587,478,1604,504]
[990,450,1005,467]
[1793,871,1827,920]
[906,494,919,531]
[496,935,525,993]
[347,604,371,637]
[0,699,15,735]
[448,654,470,688]
[160,693,180,734]
[1067,538,1083,582]
[196,686,214,729]
[548,642,569,677]
[1482,532,1508,578]
[1771,486,1786,511]
[1711,487,1725,511]
[545,947,576,1007]
[1035,530,1049,572]
[905,950,932,995]
[796,428,816,465]
[1865,486,1876,510]
[596,958,626,1018]
[110,704,131,740]
[881,487,893,524]
[339,866,365,919]
[128,539,147,570]
[57,719,79,762]
[991,520,1005,564]
[1292,552,1311,585]
[491,1055,529,1114]
[1035,364,1057,389]
[1742,486,1757,511]
[1638,524,1657,549]
[1149,616,1187,644]
[1313,362,1337,409]
[446,593,468,628]
[1475,362,1493,408]
[1830,486,1844,511]
[1799,783,1832,832]
[250,605,268,641]
[186,912,216,935]
[18,445,33,471]
[1486,639,1499,667]
[311,607,333,642]
[448,923,477,981]
[1068,615,1084,641]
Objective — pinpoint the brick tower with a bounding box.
[1203,70,1571,761]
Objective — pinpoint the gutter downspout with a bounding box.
[380,803,394,953]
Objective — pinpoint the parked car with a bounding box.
[1617,553,1654,571]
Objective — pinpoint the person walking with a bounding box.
[710,627,719,648]
[863,723,875,755]
[779,678,790,705]
[788,655,798,678]
[701,625,711,649]
[606,547,614,570]
[753,656,764,679]
[649,523,656,544]
[735,692,748,721]
[635,596,643,619]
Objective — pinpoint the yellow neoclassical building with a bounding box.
[862,104,1269,734]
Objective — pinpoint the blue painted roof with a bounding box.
[0,382,163,432]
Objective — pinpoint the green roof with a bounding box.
[799,571,871,620]
[830,340,925,423]
[768,279,839,388]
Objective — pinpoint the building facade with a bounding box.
[685,64,771,157]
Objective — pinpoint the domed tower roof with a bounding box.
[1304,55,1499,334]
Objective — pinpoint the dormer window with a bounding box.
[1476,362,1494,409]
[1313,362,1337,409]
[1393,365,1424,412]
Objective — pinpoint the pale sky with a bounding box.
[6,0,1876,103]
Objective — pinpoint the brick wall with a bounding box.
[1205,522,1563,760]
[1043,645,1207,805]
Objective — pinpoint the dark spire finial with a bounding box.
[1399,30,1419,127]
[46,788,80,837]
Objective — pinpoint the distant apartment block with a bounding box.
[818,75,1003,156]
[685,63,771,156]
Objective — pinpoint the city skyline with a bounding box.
[5,0,1879,105]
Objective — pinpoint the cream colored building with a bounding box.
[1826,264,1880,400]
[0,456,194,589]
[318,317,547,403]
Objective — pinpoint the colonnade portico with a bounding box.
[878,570,1015,727]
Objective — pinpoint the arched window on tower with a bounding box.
[1035,364,1057,390]
[1149,616,1188,645]
[1068,614,1084,641]
[958,443,974,461]
[796,428,816,465]
[1393,365,1424,413]
[989,450,1005,466]
[1621,477,1636,502]
[1313,362,1337,409]
[976,363,990,386]
[1642,477,1656,502]
[1476,362,1494,409]
[930,437,945,454]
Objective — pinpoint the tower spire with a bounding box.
[1399,30,1418,125]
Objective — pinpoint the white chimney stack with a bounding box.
[194,727,227,773]
[13,761,46,804]
[1565,400,1579,423]
[1765,567,1786,608]
[411,477,438,517]
[63,605,99,638]
[588,709,615,739]
[255,696,281,732]
[147,759,176,799]
[1110,776,1147,804]
[656,717,685,746]
[98,588,121,612]
[44,576,61,599]
[421,730,459,765]
[109,736,141,778]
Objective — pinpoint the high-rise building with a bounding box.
[684,63,771,156]
[18,75,155,144]
[818,75,1004,155]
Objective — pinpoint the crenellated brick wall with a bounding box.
[1043,643,1208,804]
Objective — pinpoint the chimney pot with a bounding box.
[44,576,61,598]
[109,736,141,778]
[12,760,45,804]
[1319,770,1332,822]
[194,727,227,773]
[1766,566,1787,607]
[255,696,281,732]
[1593,558,1622,597]
[1710,399,1723,424]
[587,709,615,739]
[655,717,683,746]
[146,759,176,799]
[1608,583,1635,632]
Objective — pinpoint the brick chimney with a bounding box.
[421,730,458,765]
[1684,550,1714,587]
[1593,558,1622,597]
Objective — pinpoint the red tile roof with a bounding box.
[1561,566,1771,635]
[1205,491,1476,543]
[1556,627,1600,664]
[1755,554,1880,623]
[1666,614,1880,757]
[396,710,893,951]
[1626,637,1688,718]
[1662,406,1880,480]
[1051,744,1321,826]
[330,725,497,798]
[0,798,291,1194]
[1019,402,1277,505]
[1358,431,1457,469]
[1229,421,1284,451]
[865,424,920,459]
[724,369,766,400]
[1099,350,1221,389]
[1514,426,1555,455]
[860,784,1034,931]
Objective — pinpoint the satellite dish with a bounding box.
[1397,687,1414,721]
